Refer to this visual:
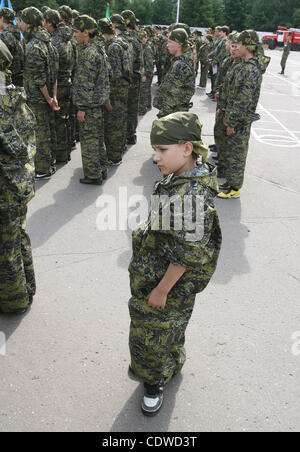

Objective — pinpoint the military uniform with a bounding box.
[280,39,292,74]
[129,113,222,387]
[0,40,36,313]
[198,36,214,88]
[21,7,59,176]
[72,16,110,182]
[139,34,155,116]
[153,29,195,118]
[45,10,75,163]
[99,18,131,165]
[0,8,24,86]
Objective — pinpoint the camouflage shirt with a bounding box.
[0,25,25,84]
[23,27,59,104]
[126,30,143,77]
[72,38,110,110]
[129,164,222,298]
[50,23,74,86]
[222,58,263,128]
[106,36,131,86]
[153,51,195,114]
[142,41,155,78]
[0,86,36,222]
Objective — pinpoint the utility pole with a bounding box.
[176,0,180,23]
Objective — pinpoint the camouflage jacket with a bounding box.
[213,38,227,65]
[106,36,131,86]
[215,53,233,94]
[129,164,222,298]
[72,38,110,110]
[50,24,74,86]
[153,51,195,113]
[283,40,292,56]
[126,30,144,77]
[0,86,36,222]
[0,25,25,85]
[23,27,59,104]
[222,57,263,128]
[142,41,155,78]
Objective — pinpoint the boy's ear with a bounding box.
[184,142,194,157]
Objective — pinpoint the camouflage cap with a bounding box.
[20,7,43,27]
[0,39,13,71]
[0,7,15,23]
[237,29,259,53]
[121,9,137,28]
[58,5,73,25]
[170,22,191,37]
[110,14,126,31]
[144,25,155,38]
[138,30,147,40]
[41,6,50,14]
[228,31,239,43]
[73,15,98,34]
[43,9,61,26]
[151,112,208,161]
[72,10,80,19]
[98,18,114,35]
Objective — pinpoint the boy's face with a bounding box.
[167,39,181,55]
[152,143,195,176]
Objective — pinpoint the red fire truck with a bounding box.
[262,26,300,50]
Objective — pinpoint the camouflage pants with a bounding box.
[55,85,72,163]
[214,116,227,173]
[0,209,36,313]
[199,62,209,87]
[157,104,190,119]
[104,83,129,163]
[127,75,141,140]
[79,106,107,179]
[129,291,196,386]
[139,75,153,115]
[225,124,251,190]
[281,52,290,70]
[28,102,56,173]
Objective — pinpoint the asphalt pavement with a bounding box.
[0,48,300,432]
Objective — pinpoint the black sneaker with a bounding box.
[79,177,102,185]
[141,383,164,417]
[35,172,52,180]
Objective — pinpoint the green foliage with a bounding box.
[293,8,300,26]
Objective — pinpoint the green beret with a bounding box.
[151,112,208,161]
[73,15,98,34]
[110,14,126,31]
[43,9,61,26]
[58,5,73,25]
[98,18,114,35]
[0,39,13,72]
[20,7,43,27]
[0,7,15,23]
[237,29,259,53]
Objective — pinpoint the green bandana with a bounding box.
[151,112,208,162]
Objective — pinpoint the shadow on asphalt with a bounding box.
[110,373,183,432]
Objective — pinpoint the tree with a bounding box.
[128,0,153,24]
[293,8,300,26]
[152,0,177,25]
[224,0,252,31]
[181,0,215,27]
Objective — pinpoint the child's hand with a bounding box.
[146,287,168,310]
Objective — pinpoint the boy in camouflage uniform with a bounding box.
[128,112,222,416]
[218,30,270,199]
[19,7,59,180]
[139,30,154,116]
[0,40,36,314]
[43,9,75,164]
[121,10,143,145]
[280,34,292,75]
[98,18,131,166]
[0,7,25,87]
[153,28,195,119]
[198,34,214,88]
[73,15,110,185]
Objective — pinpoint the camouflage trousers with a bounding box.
[127,75,141,140]
[28,102,56,174]
[79,106,107,179]
[281,52,290,70]
[214,115,227,174]
[55,85,72,163]
[224,124,251,190]
[104,83,129,163]
[0,209,36,313]
[139,75,153,115]
[199,62,209,87]
[129,291,196,386]
[157,104,190,119]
